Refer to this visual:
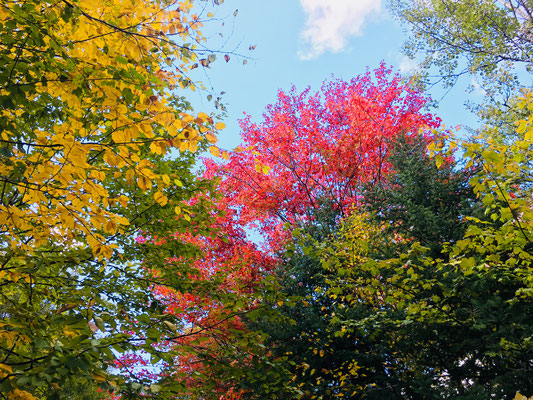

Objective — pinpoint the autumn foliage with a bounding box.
[133,65,443,398]
[207,64,439,251]
[2,0,532,397]
[113,197,276,398]
[0,0,228,397]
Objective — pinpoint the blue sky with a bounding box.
[190,1,479,149]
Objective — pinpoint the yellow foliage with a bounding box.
[514,393,533,400]
[0,363,13,379]
[209,146,221,157]
[7,389,38,400]
[330,212,390,269]
[459,92,533,296]
[0,0,223,257]
[0,0,227,396]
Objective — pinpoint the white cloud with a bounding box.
[469,76,487,97]
[298,0,382,60]
[399,55,420,74]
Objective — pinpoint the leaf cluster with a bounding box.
[0,0,233,398]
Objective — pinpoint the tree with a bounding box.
[384,5,533,394]
[0,0,231,398]
[314,97,533,399]
[390,0,533,123]
[174,65,441,398]
[207,76,531,398]
[207,64,439,252]
[114,197,289,399]
[253,133,479,399]
[249,207,395,399]
[117,64,439,398]
[390,0,533,84]
[364,132,478,256]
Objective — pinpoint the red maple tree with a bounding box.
[205,63,439,252]
[116,64,440,399]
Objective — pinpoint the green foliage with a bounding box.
[390,0,533,119]
[250,206,395,399]
[364,133,478,256]
[0,0,230,398]
[250,127,533,399]
[247,137,478,398]
[45,380,106,400]
[318,103,533,398]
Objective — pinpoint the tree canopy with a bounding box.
[0,0,231,398]
[2,1,532,399]
[390,0,533,88]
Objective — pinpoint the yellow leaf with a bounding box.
[154,191,168,206]
[125,169,135,184]
[112,130,127,143]
[9,389,38,400]
[197,112,209,121]
[0,363,12,379]
[168,124,178,136]
[525,128,533,141]
[137,176,151,190]
[140,122,154,138]
[517,119,527,134]
[115,216,130,226]
[209,146,220,157]
[181,113,194,124]
[214,122,225,130]
[174,206,182,215]
[435,155,443,168]
[205,132,218,143]
[150,141,161,155]
[92,373,107,383]
[179,141,188,152]
[105,220,117,234]
[137,177,146,191]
